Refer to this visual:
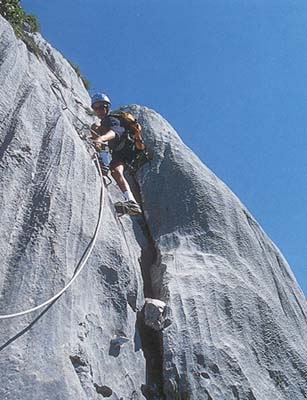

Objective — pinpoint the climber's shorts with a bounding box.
[110,148,135,171]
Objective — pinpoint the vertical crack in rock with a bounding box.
[131,176,166,400]
[2,19,306,397]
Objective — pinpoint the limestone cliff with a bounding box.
[0,16,306,400]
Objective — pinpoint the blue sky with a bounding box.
[22,0,307,297]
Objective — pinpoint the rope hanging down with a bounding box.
[0,153,105,320]
[0,85,107,320]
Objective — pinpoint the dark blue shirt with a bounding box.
[100,115,125,150]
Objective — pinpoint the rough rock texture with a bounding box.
[0,17,146,400]
[1,16,307,400]
[132,112,307,399]
[143,299,169,331]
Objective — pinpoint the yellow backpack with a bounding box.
[110,112,145,151]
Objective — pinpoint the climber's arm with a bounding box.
[92,129,116,144]
[90,117,123,148]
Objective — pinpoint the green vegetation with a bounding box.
[81,75,91,91]
[0,0,41,56]
[24,13,40,32]
[67,59,91,90]
[0,1,91,90]
[0,0,40,33]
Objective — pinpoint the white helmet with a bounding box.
[91,93,111,107]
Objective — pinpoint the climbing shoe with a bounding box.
[114,201,142,216]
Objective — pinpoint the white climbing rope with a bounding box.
[0,153,106,320]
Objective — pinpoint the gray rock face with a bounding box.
[1,15,307,400]
[131,109,307,399]
[0,17,146,400]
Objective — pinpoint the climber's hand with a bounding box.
[90,123,101,136]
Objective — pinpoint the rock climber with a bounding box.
[90,93,142,216]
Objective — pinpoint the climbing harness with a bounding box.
[126,149,153,174]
